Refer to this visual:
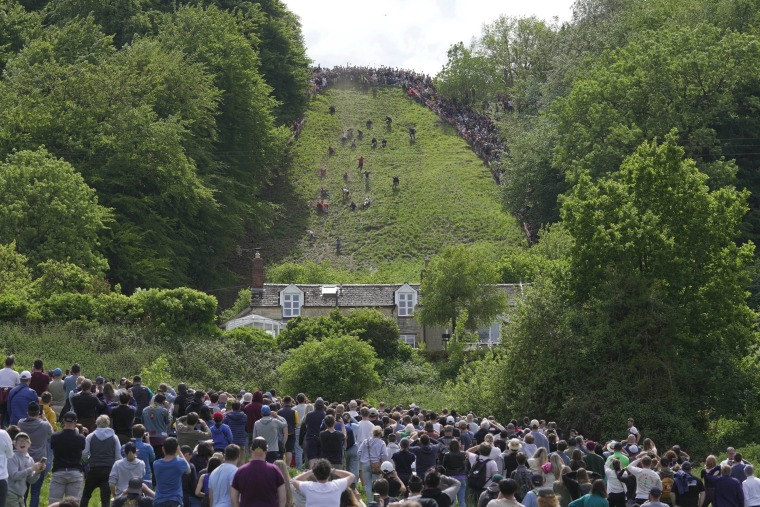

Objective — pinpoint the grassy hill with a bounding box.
[251,84,525,281]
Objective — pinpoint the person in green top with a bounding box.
[569,479,609,507]
[605,442,630,469]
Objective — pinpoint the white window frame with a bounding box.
[400,334,417,348]
[394,283,418,317]
[279,284,304,318]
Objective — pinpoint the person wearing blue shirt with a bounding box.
[153,437,190,507]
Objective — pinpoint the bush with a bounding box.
[278,334,380,401]
[130,287,217,333]
[38,293,96,321]
[0,294,28,322]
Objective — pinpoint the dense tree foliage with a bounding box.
[0,0,309,291]
[277,308,404,362]
[417,244,507,332]
[278,335,381,401]
[0,149,111,275]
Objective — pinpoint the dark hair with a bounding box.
[557,440,568,452]
[231,401,241,411]
[420,434,430,445]
[163,437,179,455]
[450,440,460,452]
[187,412,199,426]
[154,394,166,404]
[424,470,441,488]
[119,392,131,404]
[516,452,527,465]
[33,359,43,370]
[408,475,423,493]
[297,393,306,403]
[224,444,240,461]
[373,478,389,496]
[70,363,80,374]
[206,457,222,475]
[312,459,332,481]
[499,478,518,496]
[591,479,607,498]
[324,415,335,428]
[180,445,192,455]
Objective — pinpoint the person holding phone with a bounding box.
[18,402,53,507]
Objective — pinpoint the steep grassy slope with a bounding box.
[253,85,524,279]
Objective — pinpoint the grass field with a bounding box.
[252,85,525,281]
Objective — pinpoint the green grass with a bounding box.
[255,85,525,280]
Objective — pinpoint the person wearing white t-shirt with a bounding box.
[627,418,640,443]
[627,456,662,504]
[292,458,355,507]
[354,407,375,446]
[0,428,14,507]
[0,356,20,428]
[743,465,760,507]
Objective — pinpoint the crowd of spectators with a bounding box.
[0,355,753,507]
[309,66,508,184]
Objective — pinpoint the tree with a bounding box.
[278,335,380,401]
[0,148,112,275]
[503,134,756,449]
[435,42,497,107]
[417,244,507,333]
[0,242,32,296]
[277,309,402,361]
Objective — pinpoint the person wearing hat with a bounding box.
[380,460,407,499]
[521,473,551,507]
[49,412,86,503]
[18,401,53,507]
[478,473,504,506]
[502,439,522,478]
[7,431,44,507]
[672,461,705,507]
[113,477,154,507]
[47,368,66,416]
[253,405,288,463]
[108,441,148,497]
[7,371,38,426]
[230,437,286,507]
[210,412,234,453]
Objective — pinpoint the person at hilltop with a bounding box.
[409,128,416,140]
[382,139,387,148]
[366,120,373,129]
[358,155,365,169]
[385,116,392,126]
[371,138,378,149]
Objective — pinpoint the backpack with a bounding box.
[467,456,492,491]
[513,468,533,501]
[661,476,674,503]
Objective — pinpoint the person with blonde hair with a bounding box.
[82,414,121,507]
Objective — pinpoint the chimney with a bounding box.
[251,249,264,299]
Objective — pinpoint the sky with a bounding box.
[281,0,576,76]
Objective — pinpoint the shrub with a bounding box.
[130,287,217,333]
[278,334,380,400]
[0,294,29,322]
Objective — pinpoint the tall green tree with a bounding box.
[0,148,112,275]
[417,244,507,333]
[503,134,756,448]
[435,42,497,107]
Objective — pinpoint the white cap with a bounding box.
[19,371,31,380]
[380,461,394,473]
[530,419,539,427]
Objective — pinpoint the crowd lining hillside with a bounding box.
[0,356,752,507]
[308,66,507,184]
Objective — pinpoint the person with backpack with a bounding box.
[513,452,535,502]
[130,376,153,424]
[468,443,499,505]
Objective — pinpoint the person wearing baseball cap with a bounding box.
[18,401,53,507]
[47,370,66,416]
[7,371,38,426]
[112,477,153,507]
[230,437,285,507]
[49,412,86,504]
[252,405,287,463]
